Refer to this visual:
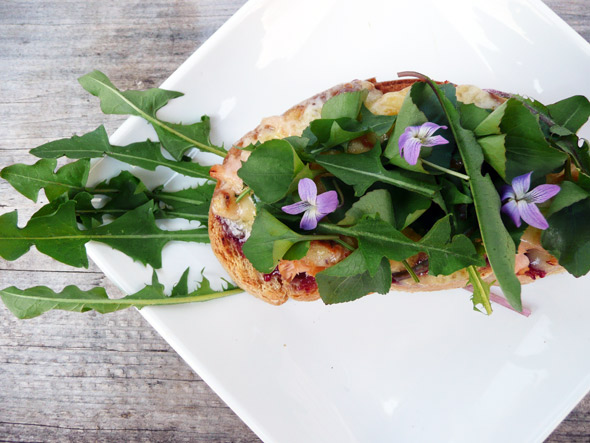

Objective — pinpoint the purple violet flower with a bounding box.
[500,172,560,230]
[281,178,339,230]
[398,122,450,165]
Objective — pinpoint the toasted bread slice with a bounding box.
[208,79,564,305]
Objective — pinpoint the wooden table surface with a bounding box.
[1,1,589,441]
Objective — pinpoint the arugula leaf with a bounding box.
[547,95,590,133]
[403,73,522,310]
[467,265,492,315]
[552,135,590,174]
[316,250,391,304]
[0,270,241,319]
[539,179,590,277]
[475,99,568,180]
[441,178,472,205]
[459,103,492,131]
[238,139,308,203]
[242,209,339,273]
[389,189,432,230]
[321,90,365,119]
[384,82,456,172]
[241,209,305,273]
[1,158,90,202]
[360,105,397,137]
[0,202,88,267]
[303,118,367,152]
[542,198,590,277]
[78,70,225,159]
[31,125,211,180]
[299,93,395,155]
[0,201,209,269]
[337,189,395,226]
[152,184,215,223]
[315,144,439,198]
[546,180,590,217]
[320,216,483,277]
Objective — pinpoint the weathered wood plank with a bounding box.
[0,1,589,442]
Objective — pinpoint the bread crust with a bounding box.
[208,79,564,305]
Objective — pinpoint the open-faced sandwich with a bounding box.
[209,73,590,313]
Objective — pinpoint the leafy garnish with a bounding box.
[315,143,439,197]
[0,270,241,319]
[238,139,309,203]
[31,125,212,180]
[542,182,590,277]
[319,216,484,277]
[241,209,339,273]
[78,70,225,159]
[0,201,209,269]
[1,158,91,202]
[400,72,523,311]
[467,265,492,315]
[315,250,391,304]
[474,99,568,180]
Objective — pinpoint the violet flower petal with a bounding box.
[526,184,561,204]
[422,134,449,147]
[419,122,447,137]
[511,172,532,198]
[501,199,521,227]
[518,200,549,230]
[315,190,339,215]
[300,209,319,230]
[282,200,311,215]
[500,185,515,202]
[298,178,317,204]
[402,137,423,165]
[398,128,414,156]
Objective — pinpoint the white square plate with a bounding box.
[86,0,590,441]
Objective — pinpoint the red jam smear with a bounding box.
[524,265,547,280]
[263,267,282,283]
[290,273,318,293]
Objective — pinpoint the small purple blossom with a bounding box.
[398,122,449,165]
[281,178,339,230]
[500,172,560,230]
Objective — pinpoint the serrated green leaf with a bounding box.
[315,144,439,198]
[152,183,215,223]
[338,189,395,226]
[320,216,483,277]
[414,75,522,310]
[0,203,88,266]
[546,180,589,217]
[316,250,390,304]
[547,95,590,133]
[0,201,209,268]
[0,270,241,319]
[78,71,225,159]
[542,198,590,277]
[79,70,182,116]
[441,178,473,205]
[1,158,90,202]
[475,99,568,181]
[31,125,211,180]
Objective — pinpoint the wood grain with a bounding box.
[0,1,588,442]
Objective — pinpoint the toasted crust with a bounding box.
[209,79,565,305]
